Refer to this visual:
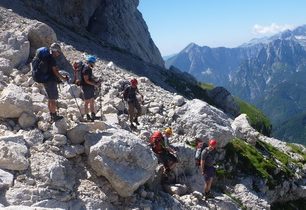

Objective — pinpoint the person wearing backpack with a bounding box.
[81,55,99,122]
[31,43,68,121]
[200,139,217,199]
[149,128,178,175]
[122,78,143,129]
[72,60,83,86]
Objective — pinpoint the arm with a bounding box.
[84,75,98,87]
[52,66,67,82]
[136,88,144,99]
[200,159,205,175]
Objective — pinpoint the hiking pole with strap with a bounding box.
[66,80,83,118]
[60,71,83,119]
[97,61,114,120]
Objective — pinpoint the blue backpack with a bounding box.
[31,47,51,83]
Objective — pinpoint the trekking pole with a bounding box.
[66,80,83,118]
[98,61,114,120]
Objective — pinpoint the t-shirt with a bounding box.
[43,54,57,81]
[81,64,93,86]
[201,147,217,167]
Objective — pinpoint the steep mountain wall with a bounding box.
[23,0,164,67]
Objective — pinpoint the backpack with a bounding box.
[149,131,165,154]
[31,47,51,83]
[195,141,208,167]
[73,60,84,85]
[123,86,130,101]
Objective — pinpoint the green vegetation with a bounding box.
[234,97,272,136]
[225,138,295,188]
[199,82,214,90]
[163,71,215,105]
[287,143,306,163]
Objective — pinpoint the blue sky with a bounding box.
[138,0,306,56]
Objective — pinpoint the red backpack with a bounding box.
[149,131,164,154]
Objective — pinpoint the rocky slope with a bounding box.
[0,2,305,210]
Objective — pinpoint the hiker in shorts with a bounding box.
[150,128,178,175]
[81,55,99,121]
[123,78,143,129]
[200,139,217,199]
[44,43,68,121]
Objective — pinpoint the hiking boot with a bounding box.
[51,113,64,122]
[91,113,96,122]
[130,123,137,130]
[86,114,92,121]
[133,118,140,125]
[205,191,214,199]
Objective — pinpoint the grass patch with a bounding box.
[225,138,295,188]
[287,143,306,163]
[234,97,272,136]
[199,82,214,90]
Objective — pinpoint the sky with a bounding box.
[138,0,306,56]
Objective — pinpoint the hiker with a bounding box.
[39,43,68,121]
[123,78,144,128]
[81,55,99,121]
[149,128,178,175]
[200,139,217,199]
[72,60,83,85]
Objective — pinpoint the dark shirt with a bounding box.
[43,54,57,81]
[81,64,93,87]
[201,147,217,167]
[125,86,138,102]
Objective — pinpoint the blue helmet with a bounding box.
[86,55,97,64]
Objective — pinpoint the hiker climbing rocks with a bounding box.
[123,78,143,129]
[200,139,217,199]
[31,42,68,121]
[81,55,99,122]
[149,128,178,175]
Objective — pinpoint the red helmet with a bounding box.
[209,139,217,147]
[130,78,138,86]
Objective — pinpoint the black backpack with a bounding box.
[123,85,131,101]
[195,141,208,167]
[31,47,51,83]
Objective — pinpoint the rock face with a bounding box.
[207,86,240,117]
[23,0,164,67]
[88,129,158,197]
[172,99,235,147]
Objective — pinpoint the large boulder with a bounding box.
[0,31,30,68]
[26,21,57,57]
[67,123,90,144]
[0,84,33,118]
[172,99,235,147]
[231,114,260,145]
[0,135,29,171]
[88,128,157,197]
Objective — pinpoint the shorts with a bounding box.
[204,166,216,181]
[43,80,58,100]
[82,85,95,100]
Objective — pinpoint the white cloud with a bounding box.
[252,23,295,35]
